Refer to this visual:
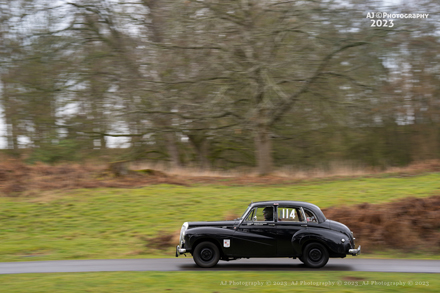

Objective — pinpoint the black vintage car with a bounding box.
[176,201,360,268]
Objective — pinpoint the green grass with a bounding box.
[0,172,440,262]
[0,271,438,292]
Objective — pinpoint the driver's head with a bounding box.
[263,207,273,221]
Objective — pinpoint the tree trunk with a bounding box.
[254,123,273,176]
[165,132,181,168]
[10,120,19,151]
[2,89,19,151]
[100,134,107,149]
[188,134,211,170]
[199,138,210,170]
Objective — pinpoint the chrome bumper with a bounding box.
[175,245,186,257]
[349,245,361,256]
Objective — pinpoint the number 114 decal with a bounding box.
[281,209,296,219]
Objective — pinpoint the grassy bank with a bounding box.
[0,271,438,293]
[1,173,440,262]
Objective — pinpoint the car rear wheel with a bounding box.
[302,243,329,268]
[193,241,220,268]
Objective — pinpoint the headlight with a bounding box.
[180,222,188,244]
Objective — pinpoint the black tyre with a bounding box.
[298,256,305,263]
[193,241,220,268]
[302,243,329,268]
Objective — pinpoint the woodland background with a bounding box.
[1,0,440,175]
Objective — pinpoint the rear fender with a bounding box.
[292,228,350,257]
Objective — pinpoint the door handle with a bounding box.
[301,225,308,227]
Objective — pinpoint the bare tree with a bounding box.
[164,0,373,174]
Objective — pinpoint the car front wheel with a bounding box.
[193,241,220,268]
[302,243,329,268]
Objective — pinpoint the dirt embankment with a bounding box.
[322,195,440,253]
[2,159,440,196]
[0,160,187,196]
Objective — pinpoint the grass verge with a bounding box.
[0,271,438,293]
[1,172,440,262]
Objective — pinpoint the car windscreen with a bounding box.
[240,206,252,220]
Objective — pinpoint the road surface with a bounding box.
[1,258,439,274]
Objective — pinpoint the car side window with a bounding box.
[244,207,274,222]
[304,209,318,223]
[278,206,305,222]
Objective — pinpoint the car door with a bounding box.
[276,206,307,256]
[232,206,277,257]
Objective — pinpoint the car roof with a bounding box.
[249,200,318,208]
[248,200,326,222]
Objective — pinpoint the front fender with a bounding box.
[185,227,236,254]
[292,228,351,257]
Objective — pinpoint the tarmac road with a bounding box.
[1,258,440,274]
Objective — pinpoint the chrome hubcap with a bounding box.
[200,248,213,261]
[309,248,322,261]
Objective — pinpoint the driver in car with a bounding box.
[263,207,274,221]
